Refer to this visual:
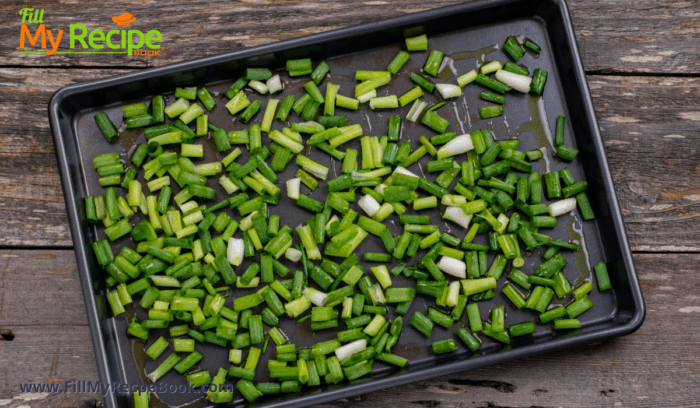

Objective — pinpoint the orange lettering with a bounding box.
[46,29,63,55]
[20,24,46,49]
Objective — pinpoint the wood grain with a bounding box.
[0,250,100,403]
[569,0,700,74]
[0,250,695,407]
[1,0,698,74]
[590,75,700,251]
[0,68,129,247]
[0,250,84,326]
[0,393,100,408]
[0,325,101,403]
[2,68,699,250]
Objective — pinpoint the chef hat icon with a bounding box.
[112,13,136,26]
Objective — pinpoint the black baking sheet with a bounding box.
[49,1,645,407]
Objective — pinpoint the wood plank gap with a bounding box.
[0,246,75,251]
[586,70,700,78]
[0,64,140,70]
[3,64,700,78]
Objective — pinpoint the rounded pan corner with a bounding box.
[627,305,646,335]
[48,82,81,119]
[622,289,647,336]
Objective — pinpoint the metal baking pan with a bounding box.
[49,0,645,407]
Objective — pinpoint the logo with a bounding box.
[19,8,43,24]
[18,8,162,56]
[112,13,136,27]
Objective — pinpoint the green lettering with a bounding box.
[106,30,121,49]
[127,30,145,56]
[69,24,88,49]
[19,8,33,24]
[145,30,161,49]
[88,30,105,49]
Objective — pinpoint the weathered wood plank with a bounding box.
[1,68,698,250]
[0,393,99,408]
[589,75,700,251]
[0,250,697,407]
[0,68,129,247]
[569,0,700,74]
[1,0,698,74]
[0,325,101,402]
[0,250,99,403]
[0,251,84,326]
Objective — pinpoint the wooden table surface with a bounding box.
[1,0,699,407]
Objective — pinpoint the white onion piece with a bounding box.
[266,74,282,94]
[437,256,467,279]
[393,166,419,178]
[227,238,244,266]
[495,69,532,93]
[286,178,301,200]
[335,339,367,361]
[549,198,577,217]
[368,284,386,304]
[406,99,427,122]
[248,79,269,94]
[496,213,510,234]
[303,287,328,307]
[435,83,462,99]
[437,134,475,159]
[359,194,381,217]
[285,247,302,262]
[443,206,473,229]
[357,89,377,103]
[219,175,239,194]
